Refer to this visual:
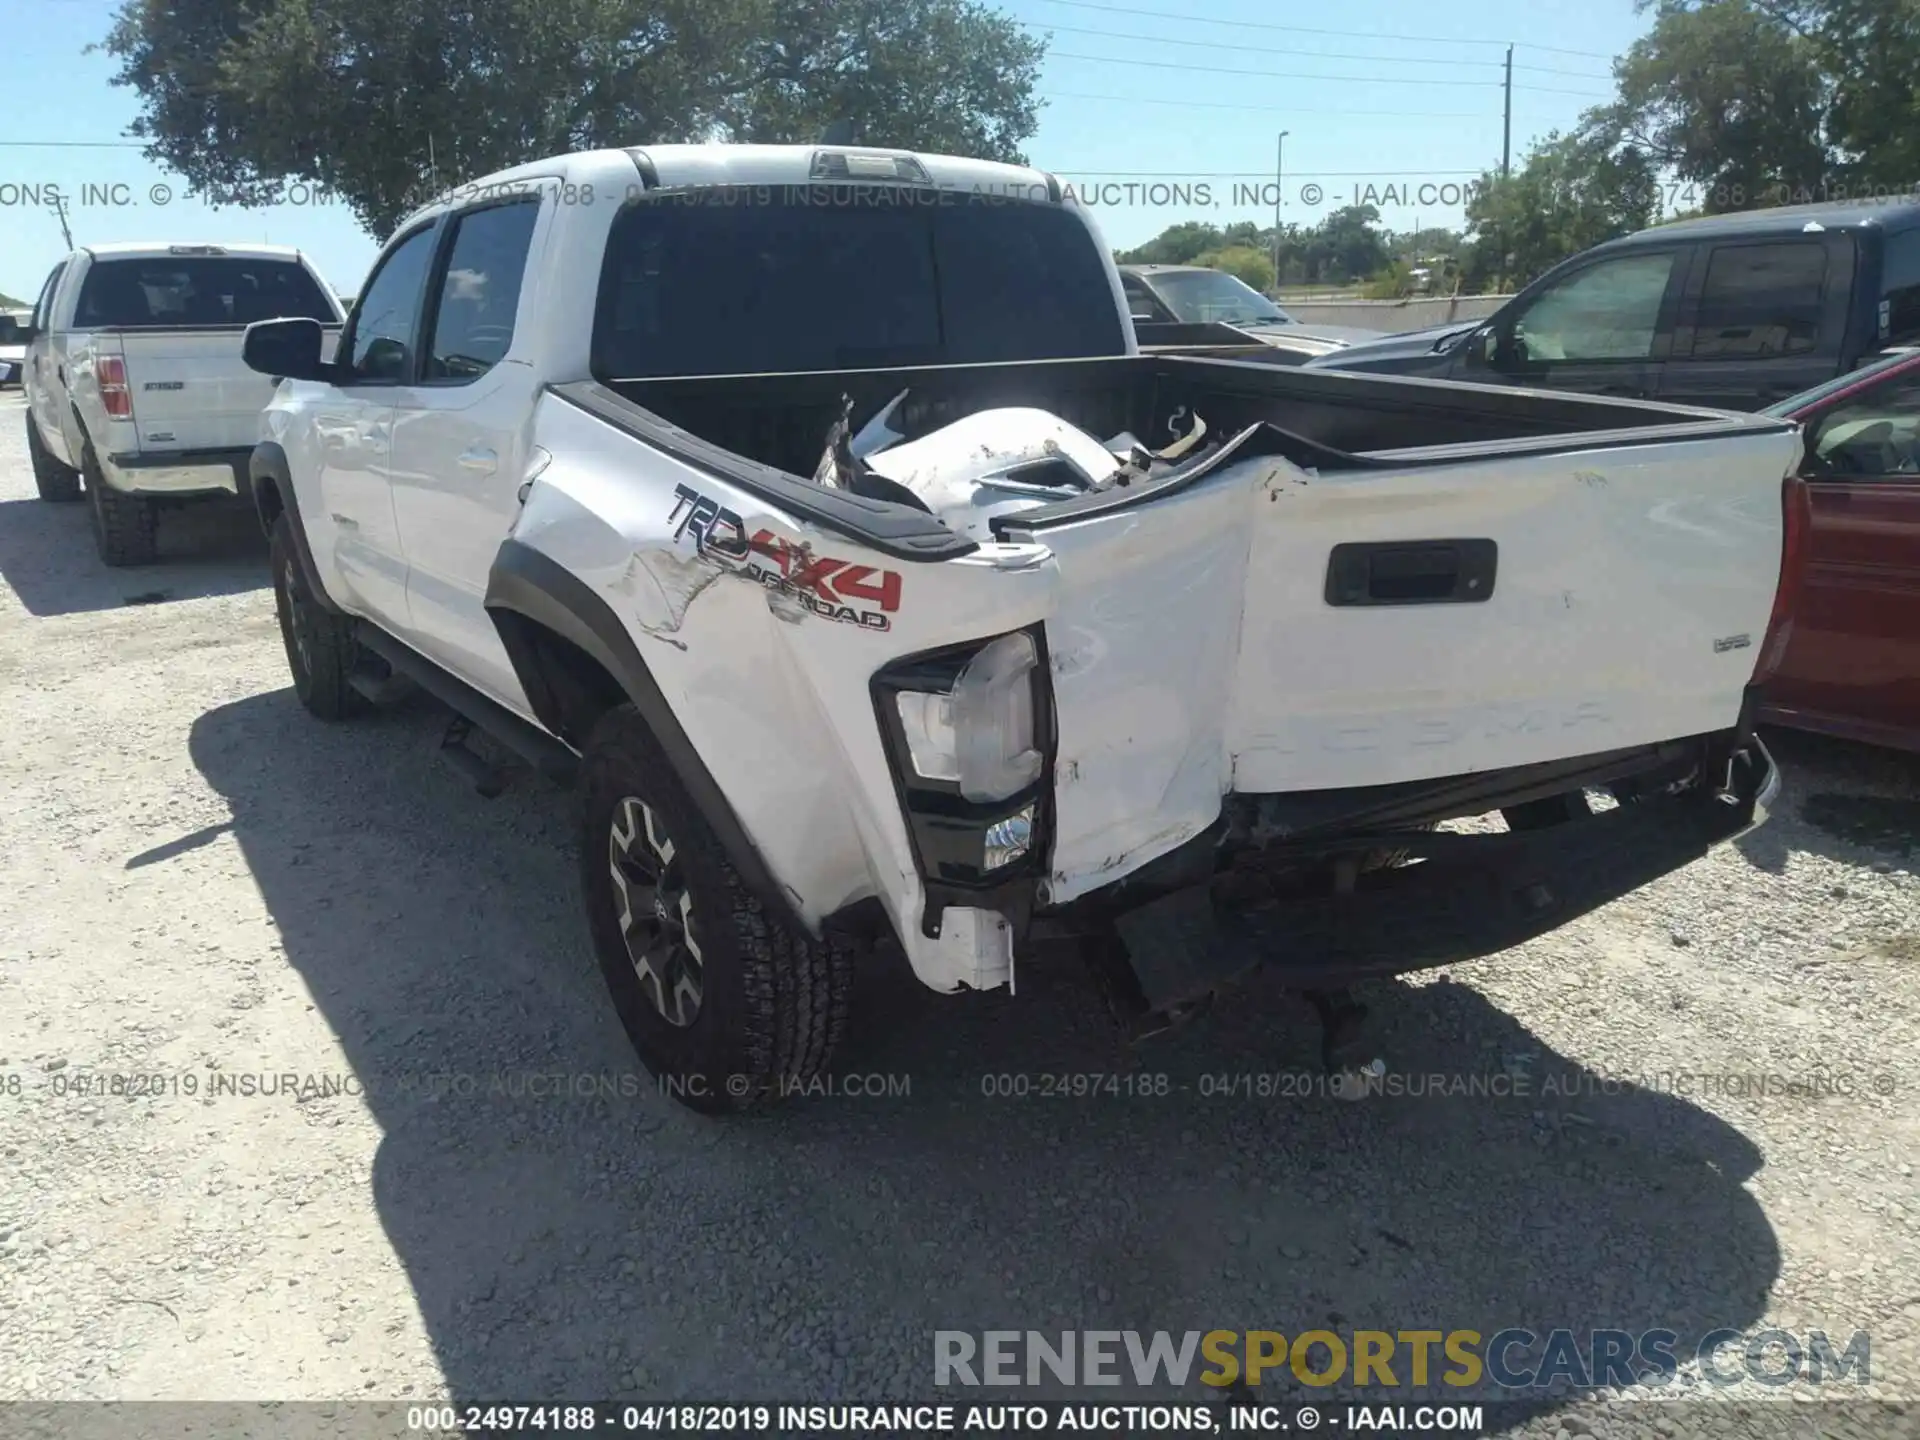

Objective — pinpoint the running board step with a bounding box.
[346,662,413,707]
[439,715,506,799]
[353,622,580,786]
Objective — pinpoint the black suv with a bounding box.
[1305,199,1920,410]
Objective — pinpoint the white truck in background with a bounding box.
[0,310,27,387]
[21,242,344,566]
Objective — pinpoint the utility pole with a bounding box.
[1272,130,1289,294]
[1501,45,1513,179]
[1494,43,1514,291]
[50,191,74,250]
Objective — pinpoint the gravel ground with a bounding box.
[1,389,1917,1438]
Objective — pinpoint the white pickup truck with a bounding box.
[241,143,1800,1113]
[21,242,344,565]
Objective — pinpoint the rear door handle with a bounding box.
[458,445,498,475]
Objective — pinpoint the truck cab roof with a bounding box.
[77,241,309,262]
[1613,198,1920,247]
[400,143,1069,233]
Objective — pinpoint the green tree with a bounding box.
[1191,245,1275,292]
[1391,226,1463,263]
[1461,129,1658,291]
[1361,261,1413,300]
[1604,0,1829,211]
[1121,208,1394,288]
[98,0,1045,239]
[1299,206,1390,285]
[1817,0,1920,191]
[1602,0,1920,209]
[1117,222,1228,265]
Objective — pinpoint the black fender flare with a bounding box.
[249,442,341,614]
[484,538,788,915]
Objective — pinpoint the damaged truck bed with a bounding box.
[533,354,1796,1013]
[247,143,1799,1108]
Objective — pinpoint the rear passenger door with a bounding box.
[1655,234,1853,410]
[387,194,547,711]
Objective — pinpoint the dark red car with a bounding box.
[1758,350,1920,752]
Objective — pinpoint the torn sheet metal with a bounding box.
[862,408,1121,542]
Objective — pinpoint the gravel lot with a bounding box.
[1,388,1917,1437]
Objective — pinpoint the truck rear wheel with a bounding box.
[81,439,158,566]
[28,413,82,502]
[270,513,367,720]
[579,705,852,1113]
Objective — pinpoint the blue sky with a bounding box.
[0,0,1648,302]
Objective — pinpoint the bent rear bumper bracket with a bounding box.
[1114,737,1779,1007]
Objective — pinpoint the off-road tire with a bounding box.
[580,704,853,1114]
[270,513,367,720]
[27,413,82,502]
[81,438,158,566]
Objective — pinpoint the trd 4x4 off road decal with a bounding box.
[666,483,902,631]
[667,483,751,559]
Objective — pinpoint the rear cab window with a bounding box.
[1684,241,1831,358]
[74,252,339,330]
[591,187,1127,379]
[1879,227,1920,345]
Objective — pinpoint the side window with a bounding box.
[1689,242,1828,359]
[1880,230,1920,345]
[1807,371,1920,479]
[1122,275,1167,322]
[345,224,439,381]
[423,201,540,381]
[32,261,67,333]
[1509,252,1677,362]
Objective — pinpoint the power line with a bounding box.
[1023,20,1612,79]
[1047,49,1613,97]
[1031,0,1618,61]
[0,139,144,148]
[1040,89,1504,118]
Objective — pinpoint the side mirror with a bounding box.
[1458,324,1518,370]
[243,317,336,383]
[359,336,408,381]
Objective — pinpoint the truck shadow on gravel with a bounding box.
[1735,729,1919,874]
[0,495,265,617]
[188,689,1782,1414]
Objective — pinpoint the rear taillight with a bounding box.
[1751,474,1811,686]
[97,356,132,419]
